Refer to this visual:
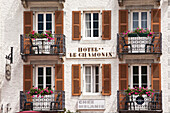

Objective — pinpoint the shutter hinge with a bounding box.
[101,35,102,38]
[81,66,82,68]
[101,12,102,15]
[128,85,130,87]
[81,91,82,94]
[101,91,102,94]
[128,65,130,68]
[53,86,55,88]
[101,66,102,68]
[81,13,83,15]
[81,36,82,38]
[54,13,55,15]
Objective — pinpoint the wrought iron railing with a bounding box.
[20,90,65,111]
[20,34,65,55]
[117,33,162,55]
[117,90,162,112]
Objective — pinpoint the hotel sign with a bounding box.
[67,47,116,58]
[78,99,105,110]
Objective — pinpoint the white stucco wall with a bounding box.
[0,0,169,113]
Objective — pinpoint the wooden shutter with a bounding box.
[151,63,161,91]
[23,65,33,91]
[24,11,33,34]
[55,64,64,91]
[151,9,161,33]
[119,10,128,34]
[102,64,111,95]
[55,11,64,34]
[119,64,128,90]
[72,11,81,40]
[102,10,111,40]
[72,64,81,96]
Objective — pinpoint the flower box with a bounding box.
[128,33,149,37]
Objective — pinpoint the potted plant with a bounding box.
[27,87,54,98]
[123,28,154,38]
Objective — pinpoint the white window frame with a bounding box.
[130,10,150,31]
[83,11,100,40]
[36,65,54,90]
[83,65,100,95]
[36,12,54,33]
[130,64,150,89]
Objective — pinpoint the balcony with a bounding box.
[20,90,65,112]
[117,90,162,113]
[20,34,65,60]
[117,33,162,60]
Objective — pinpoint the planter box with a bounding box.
[128,33,148,37]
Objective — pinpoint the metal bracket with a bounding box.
[5,47,13,64]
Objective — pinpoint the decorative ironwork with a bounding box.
[5,47,13,64]
[117,33,162,57]
[20,34,66,56]
[117,90,162,112]
[20,90,65,111]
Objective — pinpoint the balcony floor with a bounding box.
[119,110,162,113]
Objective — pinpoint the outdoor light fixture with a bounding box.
[5,47,13,64]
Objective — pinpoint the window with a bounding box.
[131,65,149,88]
[36,13,53,34]
[84,12,99,39]
[131,11,150,30]
[84,65,99,94]
[36,66,54,89]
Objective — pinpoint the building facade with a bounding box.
[0,0,169,113]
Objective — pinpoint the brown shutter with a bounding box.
[72,11,81,40]
[102,10,111,40]
[23,65,33,91]
[151,9,161,33]
[151,63,161,91]
[119,64,128,90]
[102,64,111,95]
[72,64,81,96]
[24,11,33,34]
[119,10,128,34]
[55,11,64,34]
[55,64,64,91]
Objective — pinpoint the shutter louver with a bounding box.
[55,11,64,34]
[102,10,111,40]
[24,11,33,34]
[151,9,161,33]
[102,64,111,95]
[119,10,128,33]
[151,63,161,91]
[23,65,33,91]
[119,64,128,90]
[72,11,81,40]
[72,64,81,96]
[55,64,64,91]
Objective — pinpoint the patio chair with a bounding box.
[50,36,61,54]
[23,94,33,110]
[148,92,160,110]
[125,95,135,110]
[50,93,61,110]
[145,36,155,53]
[29,38,39,54]
[122,36,132,53]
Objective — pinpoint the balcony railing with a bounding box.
[117,33,162,56]
[20,90,65,111]
[20,34,65,55]
[117,90,162,112]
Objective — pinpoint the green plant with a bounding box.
[27,87,54,98]
[124,87,155,97]
[123,27,154,37]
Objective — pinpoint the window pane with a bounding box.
[95,66,99,74]
[38,23,43,30]
[95,84,99,92]
[93,30,99,37]
[38,67,43,75]
[46,67,51,75]
[141,12,147,29]
[46,14,52,21]
[93,22,98,28]
[85,76,91,83]
[38,14,43,21]
[46,23,52,31]
[141,66,147,88]
[85,67,91,74]
[86,84,91,92]
[133,66,139,88]
[85,13,91,37]
[93,13,98,20]
[133,12,139,30]
[38,67,43,89]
